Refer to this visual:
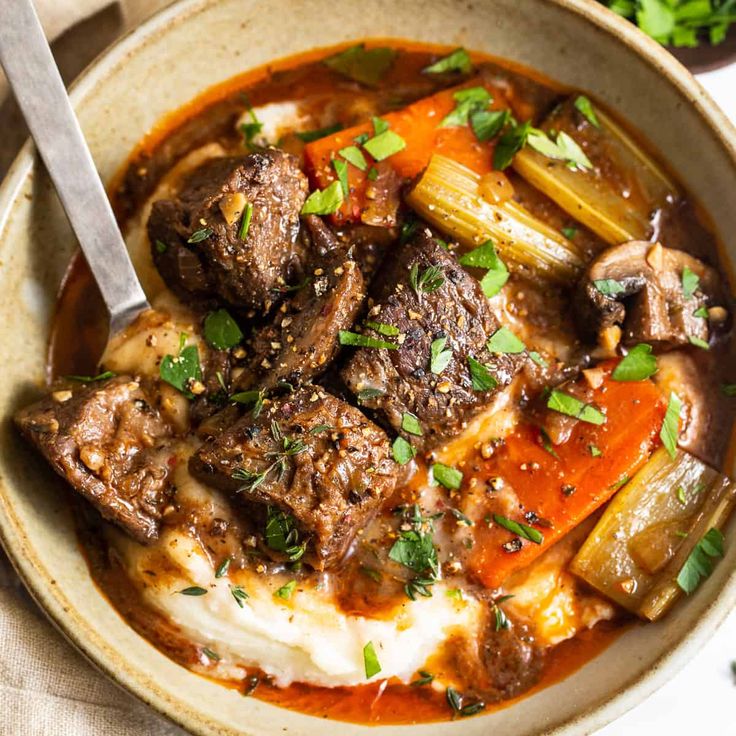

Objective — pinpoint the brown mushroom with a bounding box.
[575,240,729,350]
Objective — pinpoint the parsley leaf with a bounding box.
[574,95,600,127]
[274,580,297,600]
[677,528,724,595]
[660,392,682,458]
[363,641,382,679]
[546,389,607,425]
[689,335,710,350]
[160,336,202,399]
[527,129,592,170]
[612,343,658,381]
[364,321,400,336]
[440,87,492,128]
[459,240,509,297]
[339,145,368,171]
[493,514,544,544]
[323,44,396,86]
[487,326,526,354]
[594,278,626,296]
[339,330,398,350]
[295,123,342,142]
[468,356,498,391]
[401,412,423,436]
[203,309,243,350]
[301,181,344,215]
[423,48,473,74]
[66,371,116,383]
[682,266,700,299]
[432,462,463,490]
[470,109,509,142]
[265,506,306,562]
[493,120,531,170]
[332,158,349,198]
[430,336,453,374]
[392,436,416,465]
[363,129,406,161]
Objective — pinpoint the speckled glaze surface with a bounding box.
[0,1,735,734]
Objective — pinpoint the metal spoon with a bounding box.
[0,0,150,335]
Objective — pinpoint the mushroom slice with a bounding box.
[575,240,729,349]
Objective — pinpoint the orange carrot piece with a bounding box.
[468,366,667,589]
[303,78,504,224]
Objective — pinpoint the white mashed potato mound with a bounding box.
[114,463,483,689]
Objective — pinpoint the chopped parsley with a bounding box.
[493,514,544,544]
[237,201,253,240]
[677,527,724,595]
[363,129,406,161]
[364,321,400,336]
[589,444,603,458]
[429,336,453,374]
[440,86,492,128]
[392,436,416,465]
[230,389,265,418]
[301,180,344,215]
[274,580,297,600]
[339,145,368,171]
[611,343,658,381]
[332,158,349,198]
[693,305,710,318]
[203,309,243,350]
[154,239,168,253]
[546,389,607,425]
[401,412,423,436]
[487,326,526,354]
[574,95,600,127]
[363,641,382,679]
[239,95,263,148]
[561,226,578,240]
[323,44,396,86]
[493,120,531,170]
[593,278,626,296]
[682,266,700,299]
[388,505,440,600]
[187,227,213,244]
[458,240,509,297]
[689,335,710,350]
[660,392,682,458]
[423,48,473,75]
[338,330,398,350]
[432,462,463,490]
[529,351,548,369]
[468,356,498,391]
[527,129,593,170]
[159,333,202,399]
[470,108,510,142]
[722,384,736,396]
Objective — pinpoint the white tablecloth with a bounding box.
[0,4,734,733]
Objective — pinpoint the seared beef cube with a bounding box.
[236,253,365,391]
[148,150,309,309]
[190,386,397,569]
[341,231,524,450]
[15,376,175,543]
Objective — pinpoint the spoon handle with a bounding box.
[0,0,150,333]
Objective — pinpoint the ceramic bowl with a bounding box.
[1,1,735,734]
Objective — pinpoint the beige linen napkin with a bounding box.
[0,5,184,734]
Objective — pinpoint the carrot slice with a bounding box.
[468,366,667,589]
[303,78,505,223]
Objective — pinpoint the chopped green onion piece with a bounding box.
[238,202,253,240]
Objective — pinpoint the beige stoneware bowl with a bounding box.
[1,0,735,734]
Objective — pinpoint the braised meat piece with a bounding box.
[189,386,397,569]
[148,150,309,309]
[14,376,175,544]
[341,230,525,450]
[235,252,366,392]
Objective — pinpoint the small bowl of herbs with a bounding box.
[601,0,736,71]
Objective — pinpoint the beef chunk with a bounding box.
[341,231,524,450]
[148,150,309,309]
[15,376,175,543]
[189,386,397,569]
[236,253,365,391]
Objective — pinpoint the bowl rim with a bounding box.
[1,0,736,734]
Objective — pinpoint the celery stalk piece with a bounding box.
[570,447,735,621]
[406,154,584,282]
[512,98,678,245]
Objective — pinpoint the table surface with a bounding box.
[599,64,736,736]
